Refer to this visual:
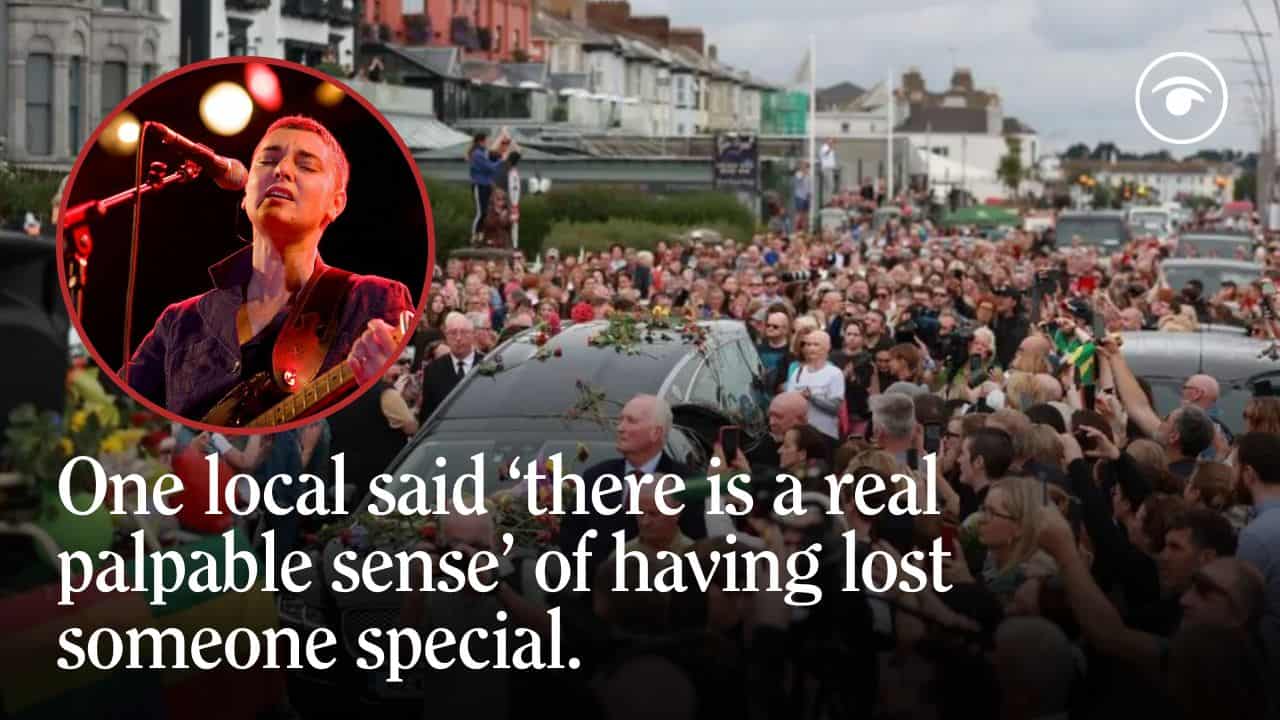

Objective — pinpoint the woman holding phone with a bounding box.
[467,129,512,245]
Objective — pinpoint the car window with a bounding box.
[1162,265,1260,296]
[1056,218,1128,249]
[689,355,722,409]
[665,428,706,471]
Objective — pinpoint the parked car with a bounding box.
[1055,210,1131,251]
[1160,258,1262,297]
[1118,330,1280,434]
[1127,207,1173,241]
[278,319,771,712]
[1172,231,1257,260]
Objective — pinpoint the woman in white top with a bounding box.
[785,330,845,439]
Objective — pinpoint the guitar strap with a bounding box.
[271,265,354,392]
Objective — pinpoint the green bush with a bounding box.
[0,166,65,229]
[542,219,749,255]
[420,176,755,259]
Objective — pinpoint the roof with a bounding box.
[502,62,550,87]
[381,112,472,151]
[1159,258,1262,271]
[817,82,867,110]
[394,44,463,79]
[1002,116,1035,134]
[430,320,747,422]
[895,106,991,134]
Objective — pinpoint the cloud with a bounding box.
[624,0,1260,153]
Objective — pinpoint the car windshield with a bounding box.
[384,431,623,496]
[1128,211,1166,229]
[1176,235,1253,260]
[1162,264,1261,296]
[1056,217,1127,248]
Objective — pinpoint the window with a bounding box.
[495,24,502,51]
[101,61,128,119]
[25,53,53,155]
[102,0,127,8]
[513,29,520,50]
[228,18,251,56]
[69,57,83,151]
[142,64,157,84]
[841,122,850,133]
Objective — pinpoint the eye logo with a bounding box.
[1135,52,1229,145]
[1151,76,1211,117]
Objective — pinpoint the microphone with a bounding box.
[148,121,248,191]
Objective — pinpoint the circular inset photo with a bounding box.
[57,57,433,435]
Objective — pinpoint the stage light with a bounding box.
[97,111,141,156]
[117,119,140,144]
[200,81,253,136]
[245,62,283,112]
[315,81,345,107]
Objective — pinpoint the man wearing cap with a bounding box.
[993,287,1030,369]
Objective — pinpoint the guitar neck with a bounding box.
[250,361,357,428]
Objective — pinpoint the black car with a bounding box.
[1159,258,1262,297]
[1118,330,1280,434]
[278,318,771,712]
[1055,211,1131,251]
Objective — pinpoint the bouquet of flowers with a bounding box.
[2,363,175,556]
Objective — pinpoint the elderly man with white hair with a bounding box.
[558,394,706,581]
[420,311,479,420]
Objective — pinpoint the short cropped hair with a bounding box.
[261,114,350,195]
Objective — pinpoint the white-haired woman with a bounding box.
[784,330,845,439]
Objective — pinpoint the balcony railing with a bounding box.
[327,0,355,26]
[282,0,325,21]
[450,16,479,50]
[227,0,271,10]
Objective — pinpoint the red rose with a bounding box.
[130,411,153,427]
[419,524,437,541]
[303,533,319,546]
[340,529,353,545]
[553,348,563,357]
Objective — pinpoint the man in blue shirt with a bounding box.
[1236,431,1280,667]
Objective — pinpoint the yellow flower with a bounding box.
[99,428,146,455]
[69,409,89,432]
[57,437,73,457]
[652,305,670,319]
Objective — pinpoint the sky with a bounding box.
[631,0,1269,157]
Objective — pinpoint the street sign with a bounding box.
[713,133,759,192]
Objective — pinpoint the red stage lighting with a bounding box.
[245,62,282,112]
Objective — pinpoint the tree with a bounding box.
[1064,143,1090,159]
[1235,172,1257,202]
[997,136,1024,197]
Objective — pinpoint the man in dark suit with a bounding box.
[558,394,706,583]
[420,311,479,421]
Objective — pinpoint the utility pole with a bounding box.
[1211,19,1273,232]
[887,66,894,205]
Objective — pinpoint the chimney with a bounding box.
[544,0,588,24]
[586,1,632,31]
[708,43,717,61]
[625,15,669,46]
[670,27,704,55]
[950,67,974,92]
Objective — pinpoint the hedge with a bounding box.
[0,166,65,229]
[421,177,754,258]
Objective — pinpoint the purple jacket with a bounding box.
[123,245,414,420]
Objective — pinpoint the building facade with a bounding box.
[179,0,355,69]
[5,0,179,168]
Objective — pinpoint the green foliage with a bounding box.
[1235,172,1256,203]
[421,177,755,258]
[0,165,65,229]
[542,219,748,254]
[996,136,1023,194]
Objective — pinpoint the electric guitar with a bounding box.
[202,309,414,429]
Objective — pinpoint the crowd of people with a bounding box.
[174,193,1280,719]
[292,197,1279,720]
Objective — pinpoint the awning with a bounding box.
[380,112,472,151]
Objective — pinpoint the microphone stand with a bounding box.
[61,158,203,343]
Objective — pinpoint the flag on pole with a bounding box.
[789,49,812,92]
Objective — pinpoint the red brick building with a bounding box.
[364,0,532,62]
